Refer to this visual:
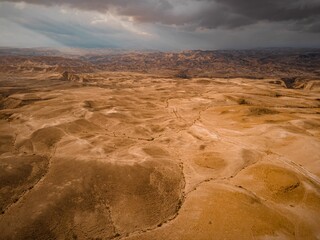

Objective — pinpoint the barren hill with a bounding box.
[0,49,320,239]
[1,48,320,79]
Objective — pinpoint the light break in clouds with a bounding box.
[0,0,320,50]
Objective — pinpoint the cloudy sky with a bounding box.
[0,0,320,50]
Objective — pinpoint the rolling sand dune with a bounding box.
[0,69,320,239]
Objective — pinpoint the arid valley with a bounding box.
[0,48,320,240]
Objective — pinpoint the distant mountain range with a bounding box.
[0,47,319,79]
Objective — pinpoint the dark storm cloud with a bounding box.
[213,0,320,22]
[2,0,320,31]
[1,1,319,50]
[1,0,193,25]
[201,0,320,29]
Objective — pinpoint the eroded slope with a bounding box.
[0,72,320,239]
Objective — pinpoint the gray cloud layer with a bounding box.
[0,1,319,49]
[3,0,320,31]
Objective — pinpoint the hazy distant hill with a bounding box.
[0,48,319,79]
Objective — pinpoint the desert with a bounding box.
[0,48,320,239]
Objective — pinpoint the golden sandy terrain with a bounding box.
[0,71,320,239]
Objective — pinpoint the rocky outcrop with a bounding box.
[60,71,83,82]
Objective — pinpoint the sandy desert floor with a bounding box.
[0,71,320,239]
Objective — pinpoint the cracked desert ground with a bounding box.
[1,71,320,240]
